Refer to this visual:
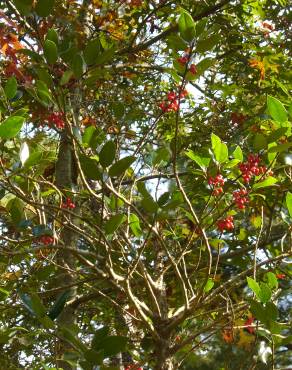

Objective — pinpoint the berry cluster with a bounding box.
[208,174,225,196]
[47,112,65,129]
[61,197,75,209]
[238,154,267,183]
[159,89,188,113]
[39,235,54,245]
[217,215,234,232]
[233,189,249,210]
[177,54,197,75]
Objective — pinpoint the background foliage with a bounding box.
[0,0,291,369]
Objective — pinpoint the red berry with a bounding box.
[189,64,197,75]
[167,91,176,101]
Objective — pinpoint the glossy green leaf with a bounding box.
[108,156,136,177]
[258,283,272,303]
[4,77,17,99]
[0,116,25,139]
[46,28,58,45]
[266,272,278,290]
[95,336,127,357]
[253,133,267,151]
[35,0,55,17]
[268,142,292,153]
[92,327,109,350]
[186,150,210,169]
[196,34,220,53]
[48,290,71,320]
[250,300,267,323]
[0,288,9,301]
[84,38,101,65]
[211,133,228,163]
[79,155,101,180]
[247,277,261,297]
[286,191,292,218]
[204,279,214,292]
[72,54,85,78]
[84,349,104,365]
[265,302,278,321]
[99,141,116,168]
[253,177,277,190]
[44,40,58,64]
[141,196,159,213]
[178,10,196,42]
[267,96,288,123]
[105,214,126,235]
[129,213,142,237]
[233,146,243,161]
[13,0,33,15]
[60,70,74,86]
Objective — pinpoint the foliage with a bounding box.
[0,0,291,369]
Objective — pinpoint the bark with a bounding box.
[55,132,79,370]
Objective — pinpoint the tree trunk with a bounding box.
[55,133,78,370]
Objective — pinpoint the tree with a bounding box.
[0,0,291,369]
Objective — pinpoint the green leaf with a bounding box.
[84,38,101,65]
[196,58,215,77]
[92,327,109,350]
[178,10,196,42]
[95,336,127,358]
[60,327,88,353]
[30,293,47,317]
[99,141,116,168]
[204,279,214,292]
[112,102,125,119]
[185,150,210,169]
[0,288,10,301]
[71,54,85,78]
[4,77,17,99]
[253,133,267,151]
[46,28,58,45]
[196,34,220,53]
[0,116,25,139]
[268,142,292,153]
[108,156,136,177]
[48,290,71,320]
[258,283,272,303]
[36,68,53,87]
[35,0,55,17]
[286,191,292,218]
[44,40,58,64]
[105,214,126,235]
[267,96,288,123]
[195,19,208,36]
[211,133,228,163]
[233,146,243,161]
[60,70,74,86]
[79,155,101,180]
[141,196,159,213]
[129,214,142,237]
[13,0,32,15]
[250,300,267,323]
[84,349,104,365]
[253,177,277,190]
[265,302,278,321]
[266,272,278,290]
[247,277,261,297]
